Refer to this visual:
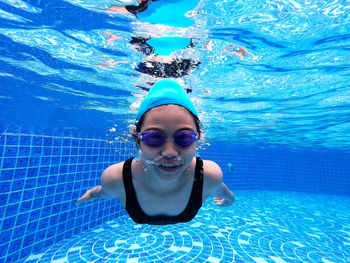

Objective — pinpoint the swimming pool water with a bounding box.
[0,0,349,148]
[1,0,350,262]
[22,191,350,263]
[0,130,349,262]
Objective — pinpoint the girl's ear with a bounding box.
[132,134,141,149]
[130,129,141,148]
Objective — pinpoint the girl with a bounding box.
[76,79,234,225]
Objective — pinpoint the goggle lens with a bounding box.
[174,130,198,147]
[140,131,166,147]
[138,130,198,147]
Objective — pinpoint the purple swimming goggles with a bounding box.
[132,130,199,148]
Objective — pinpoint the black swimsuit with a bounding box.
[135,58,201,78]
[122,157,204,225]
[125,0,159,15]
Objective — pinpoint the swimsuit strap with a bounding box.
[122,157,204,225]
[125,0,150,15]
[122,157,139,215]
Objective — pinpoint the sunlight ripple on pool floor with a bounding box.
[23,191,350,263]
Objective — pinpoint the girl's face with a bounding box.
[137,104,198,181]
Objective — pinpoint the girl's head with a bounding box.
[136,108,201,136]
[135,79,201,137]
[132,79,201,178]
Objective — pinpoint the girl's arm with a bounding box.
[212,182,235,207]
[76,185,113,205]
[203,160,235,207]
[76,163,124,205]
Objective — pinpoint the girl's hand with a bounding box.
[213,197,234,207]
[212,183,235,207]
[76,185,102,205]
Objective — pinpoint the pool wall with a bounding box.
[0,133,132,263]
[0,133,349,263]
[208,142,350,196]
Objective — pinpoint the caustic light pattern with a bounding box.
[24,192,350,263]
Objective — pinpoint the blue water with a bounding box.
[0,0,349,148]
[0,0,350,262]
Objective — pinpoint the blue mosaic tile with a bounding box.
[0,206,5,218]
[30,147,42,156]
[2,158,16,169]
[42,147,51,156]
[51,156,60,165]
[0,169,13,181]
[28,157,39,166]
[12,226,26,239]
[19,191,350,263]
[23,234,35,248]
[32,137,42,146]
[6,251,20,263]
[71,139,79,147]
[6,135,19,146]
[16,157,29,168]
[0,181,11,193]
[29,209,41,221]
[1,133,349,263]
[19,147,30,156]
[27,168,39,177]
[63,139,70,147]
[14,168,26,179]
[0,135,5,145]
[62,148,70,156]
[5,146,18,157]
[43,137,53,146]
[0,229,12,243]
[5,204,19,217]
[1,216,16,231]
[16,212,30,226]
[19,247,32,262]
[19,201,32,213]
[32,242,44,254]
[11,180,24,191]
[24,179,36,189]
[20,136,31,146]
[53,138,62,147]
[49,165,58,174]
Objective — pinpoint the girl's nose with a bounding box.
[161,141,178,158]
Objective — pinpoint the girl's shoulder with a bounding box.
[100,162,126,195]
[202,159,223,179]
[101,161,129,205]
[201,159,223,196]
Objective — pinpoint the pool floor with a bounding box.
[22,191,350,263]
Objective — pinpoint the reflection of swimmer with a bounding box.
[203,40,214,52]
[135,58,200,78]
[130,36,196,56]
[130,36,154,56]
[101,31,122,45]
[101,0,158,15]
[135,82,192,94]
[130,36,200,78]
[95,57,128,70]
[222,44,250,59]
[77,80,235,225]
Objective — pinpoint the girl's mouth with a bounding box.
[145,158,183,172]
[157,163,182,172]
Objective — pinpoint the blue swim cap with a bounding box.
[146,37,191,56]
[136,79,198,121]
[137,0,198,27]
